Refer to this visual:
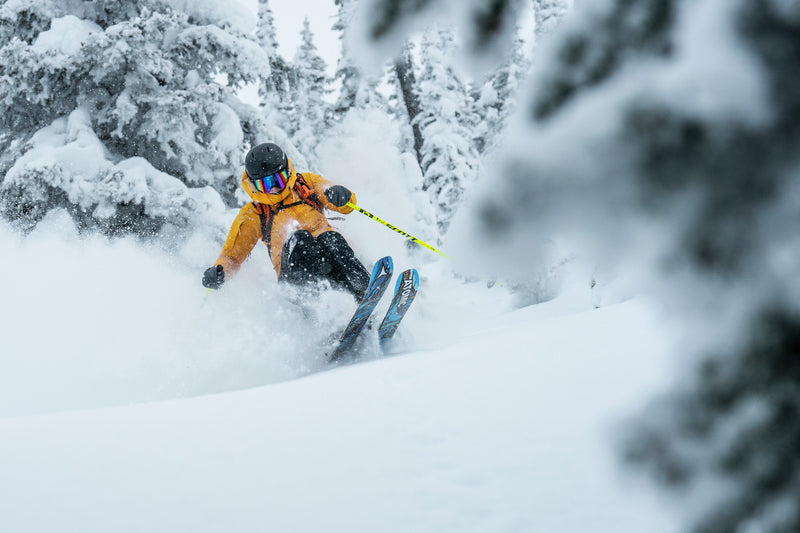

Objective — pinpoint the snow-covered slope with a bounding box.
[0,244,678,533]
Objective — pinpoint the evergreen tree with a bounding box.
[332,0,386,120]
[287,17,331,161]
[332,0,361,117]
[0,0,278,234]
[255,0,278,53]
[472,25,530,155]
[415,28,479,235]
[533,0,570,37]
[256,0,294,121]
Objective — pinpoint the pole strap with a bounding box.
[346,202,448,258]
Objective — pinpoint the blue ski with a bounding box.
[329,256,393,362]
[378,268,419,351]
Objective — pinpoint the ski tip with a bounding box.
[372,256,393,278]
[395,268,420,291]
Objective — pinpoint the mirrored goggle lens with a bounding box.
[253,169,289,193]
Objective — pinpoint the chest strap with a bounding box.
[254,173,325,258]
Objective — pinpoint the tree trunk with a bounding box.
[394,45,424,170]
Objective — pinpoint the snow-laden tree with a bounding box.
[351,0,800,531]
[0,0,278,235]
[255,0,278,61]
[332,0,382,118]
[415,28,479,235]
[283,17,331,162]
[471,26,530,156]
[256,0,295,123]
[333,0,360,117]
[533,0,571,37]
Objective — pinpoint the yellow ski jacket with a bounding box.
[214,159,356,276]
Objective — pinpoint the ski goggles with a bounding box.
[251,168,290,193]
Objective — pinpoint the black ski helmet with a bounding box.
[245,143,288,180]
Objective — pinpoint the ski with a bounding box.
[378,268,419,352]
[329,256,393,362]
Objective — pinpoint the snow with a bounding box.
[31,15,101,56]
[655,0,771,126]
[316,108,439,261]
[0,209,678,532]
[5,109,114,208]
[0,1,724,530]
[3,108,229,228]
[165,0,254,34]
[448,0,775,321]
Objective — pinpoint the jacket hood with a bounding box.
[241,158,299,206]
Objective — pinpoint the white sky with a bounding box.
[236,0,341,74]
[233,0,540,78]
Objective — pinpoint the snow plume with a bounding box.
[316,107,515,348]
[0,205,514,420]
[0,209,358,418]
[0,107,514,419]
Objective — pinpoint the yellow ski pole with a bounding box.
[201,287,212,307]
[346,202,448,258]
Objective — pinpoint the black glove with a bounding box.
[202,264,225,289]
[324,185,351,208]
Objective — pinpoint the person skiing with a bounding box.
[202,142,371,300]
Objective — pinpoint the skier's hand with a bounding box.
[324,185,351,208]
[202,264,224,289]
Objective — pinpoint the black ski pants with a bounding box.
[279,230,370,300]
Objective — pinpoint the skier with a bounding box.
[202,142,371,300]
